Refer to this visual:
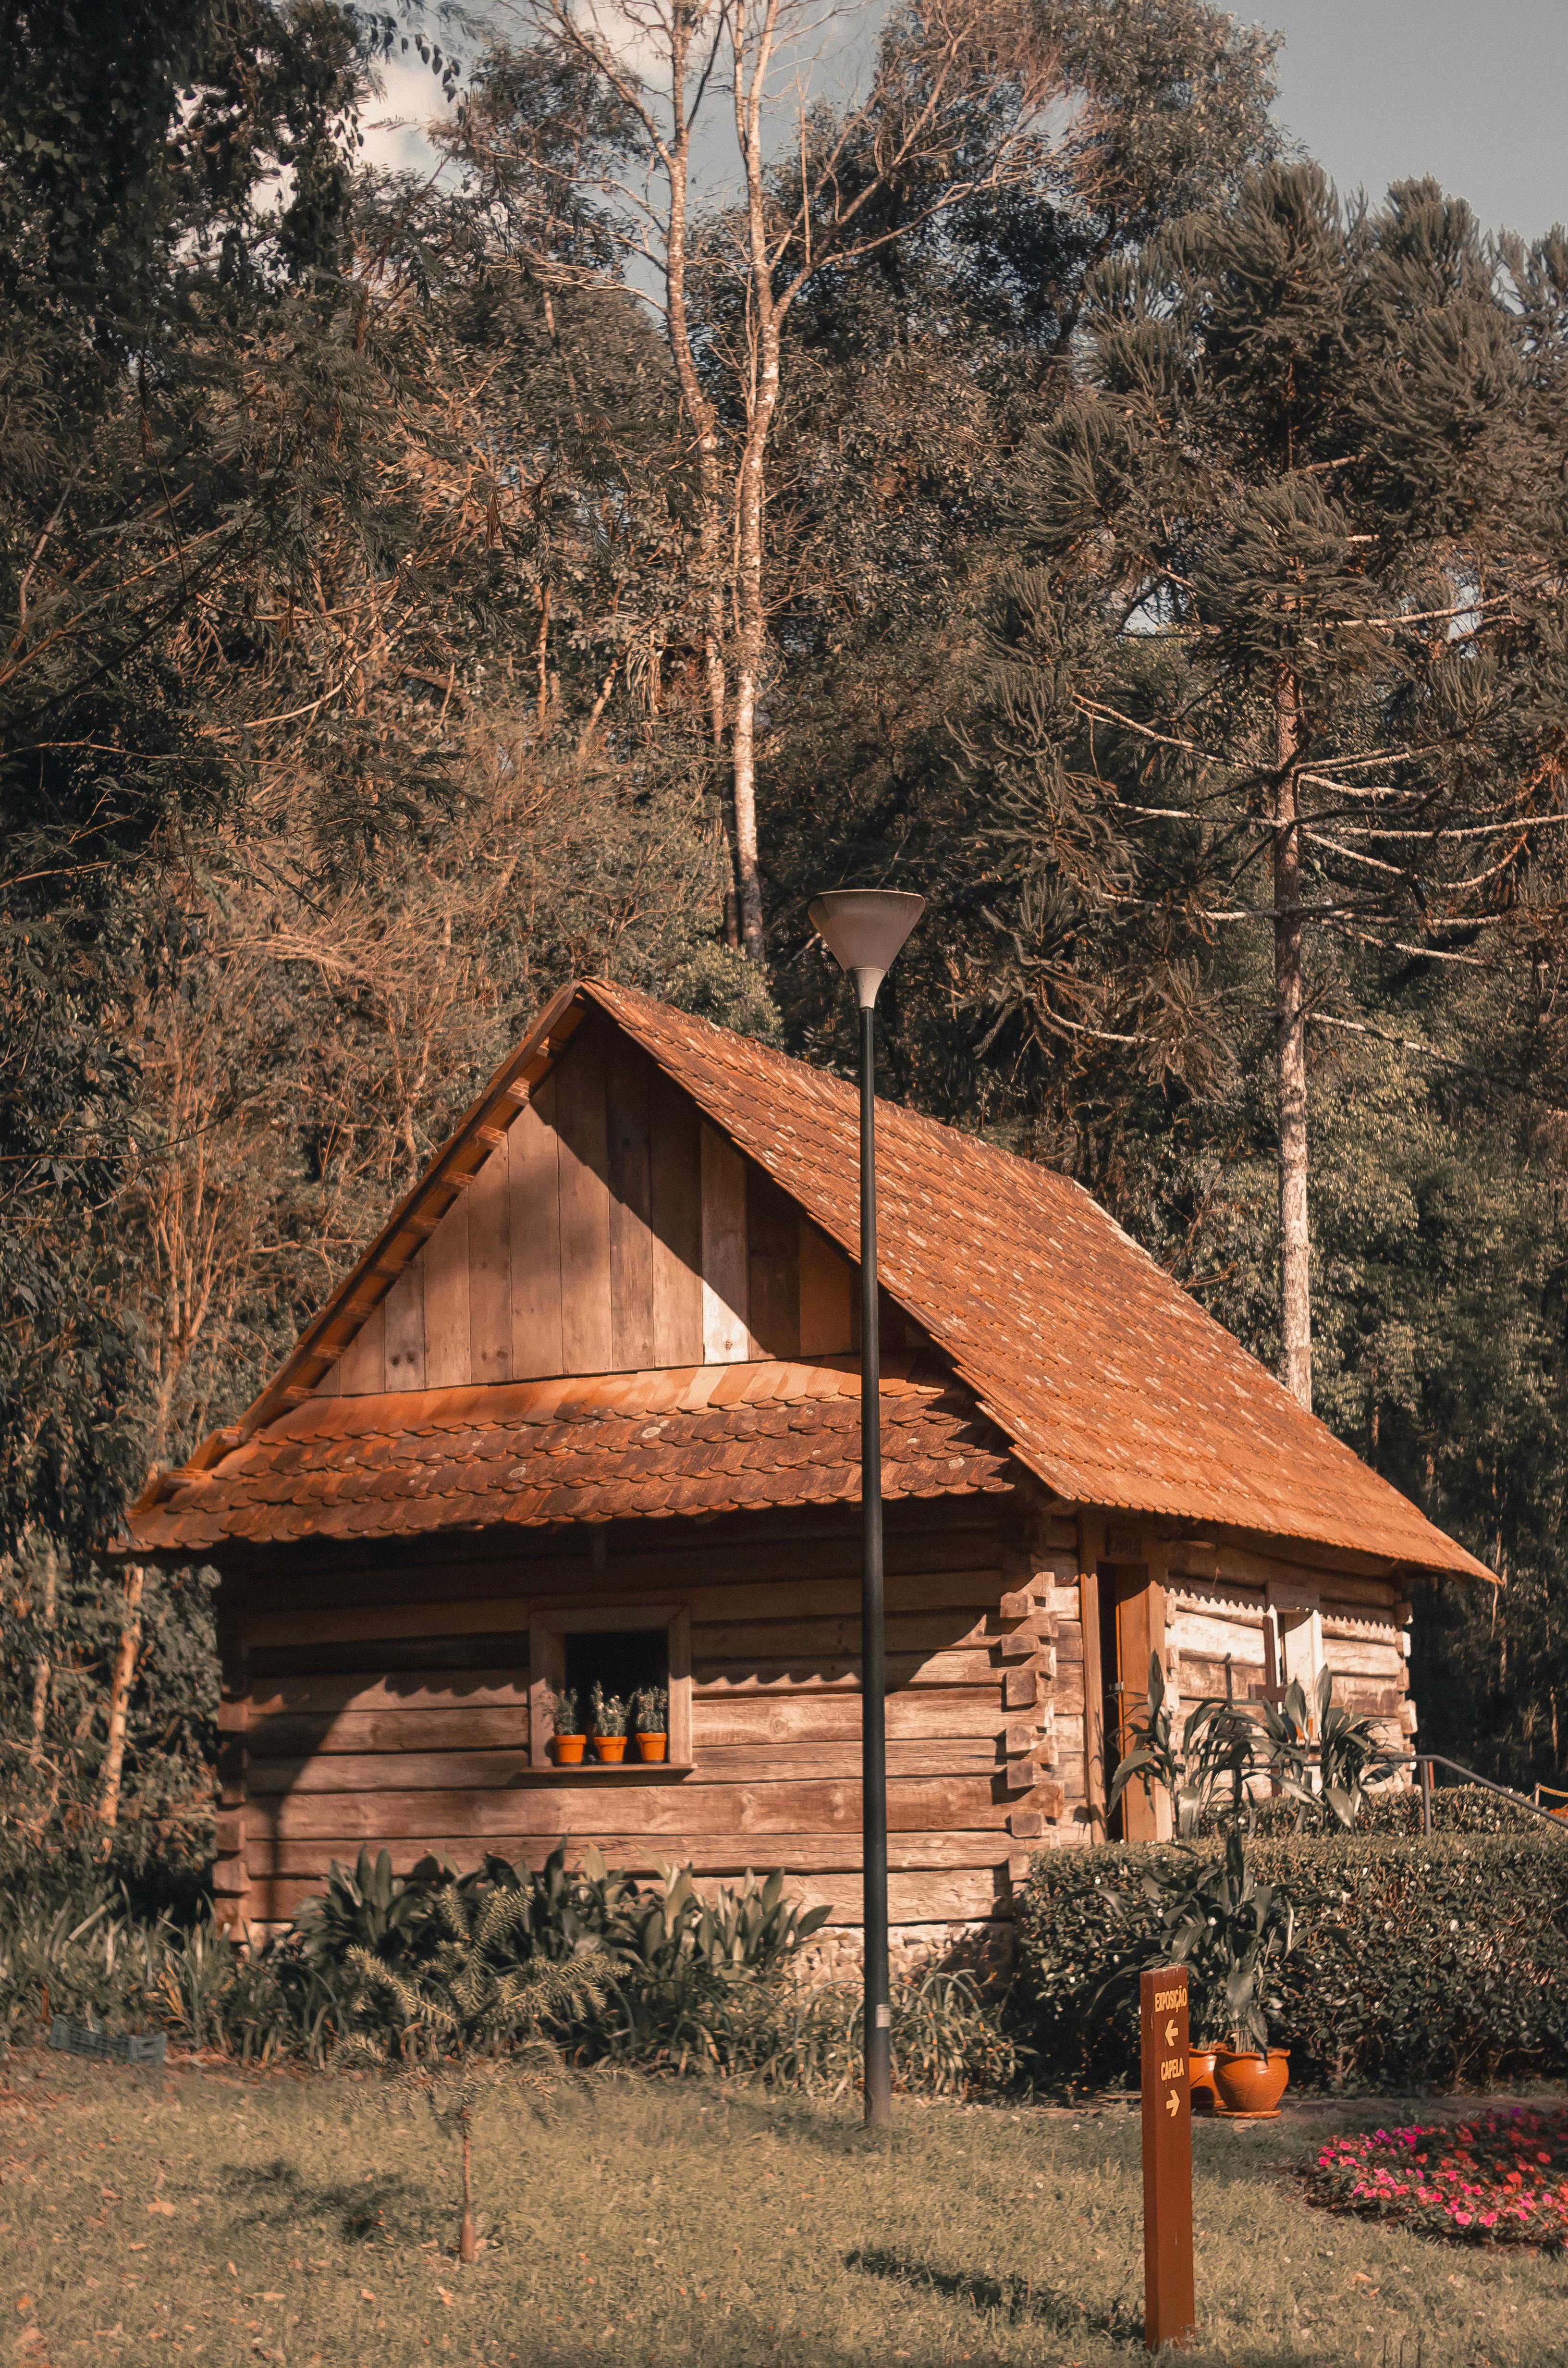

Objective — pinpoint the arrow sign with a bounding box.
[1140,1968,1195,2353]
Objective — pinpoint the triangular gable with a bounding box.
[316,1008,878,1401]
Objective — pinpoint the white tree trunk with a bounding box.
[98,1563,147,1836]
[1274,665,1311,1410]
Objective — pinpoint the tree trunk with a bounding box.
[27,1531,56,1766]
[98,1562,147,1837]
[653,8,740,946]
[729,0,784,965]
[458,2113,477,2264]
[1274,664,1311,1410]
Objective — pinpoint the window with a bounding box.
[528,1602,692,1771]
[563,1627,667,1708]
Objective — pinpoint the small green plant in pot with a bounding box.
[589,1684,629,1763]
[547,1688,585,1764]
[1144,1827,1296,2116]
[632,1684,669,1763]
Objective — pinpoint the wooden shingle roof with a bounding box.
[126,1357,1012,1554]
[124,978,1491,1580]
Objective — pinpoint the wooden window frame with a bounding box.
[528,1601,692,1773]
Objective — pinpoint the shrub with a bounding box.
[0,1843,1022,2096]
[1016,1830,1568,2093]
[1201,1784,1552,1840]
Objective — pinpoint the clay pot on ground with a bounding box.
[1188,2048,1220,2112]
[634,1731,668,1763]
[591,1733,628,1764]
[1212,2047,1290,2118]
[551,1733,586,1765]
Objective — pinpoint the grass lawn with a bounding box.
[4,2053,1567,2367]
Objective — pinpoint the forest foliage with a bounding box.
[3,0,1568,1850]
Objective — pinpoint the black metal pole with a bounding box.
[859,995,891,2127]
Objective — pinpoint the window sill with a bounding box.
[524,1760,694,1777]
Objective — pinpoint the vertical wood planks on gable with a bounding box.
[338,1298,386,1395]
[747,1167,800,1357]
[468,1130,513,1384]
[799,1220,853,1357]
[607,1034,656,1369]
[510,1075,564,1380]
[384,1259,426,1391]
[650,1085,703,1366]
[700,1124,750,1360]
[556,1022,613,1373]
[424,1191,472,1388]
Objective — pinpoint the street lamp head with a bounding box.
[808,888,926,1009]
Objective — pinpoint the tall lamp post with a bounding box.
[808,887,926,2127]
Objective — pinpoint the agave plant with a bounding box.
[1106,1655,1259,1836]
[345,1879,610,2263]
[1252,1667,1398,1830]
[1142,1828,1296,2056]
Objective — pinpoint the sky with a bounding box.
[362,1,1568,243]
[1268,0,1567,240]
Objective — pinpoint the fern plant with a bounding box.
[345,1880,610,2262]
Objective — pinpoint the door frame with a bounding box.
[1078,1512,1171,1842]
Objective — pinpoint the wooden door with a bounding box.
[1100,1561,1164,1842]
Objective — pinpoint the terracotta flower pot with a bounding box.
[634,1731,668,1763]
[1188,2048,1220,2112]
[551,1733,586,1765]
[1212,2047,1290,2118]
[591,1733,628,1764]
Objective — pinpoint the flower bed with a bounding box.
[1306,2108,1568,2245]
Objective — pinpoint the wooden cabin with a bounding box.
[120,980,1490,1959]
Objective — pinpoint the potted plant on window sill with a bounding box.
[588,1684,629,1764]
[547,1688,585,1765]
[632,1685,669,1763]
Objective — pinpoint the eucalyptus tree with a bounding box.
[454,0,1065,958]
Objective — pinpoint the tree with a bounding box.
[347,1882,610,2264]
[963,166,1566,1406]
[754,1,1280,1124]
[454,0,1066,957]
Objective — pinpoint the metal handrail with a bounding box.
[1266,1745,1565,1836]
[1391,1751,1568,1837]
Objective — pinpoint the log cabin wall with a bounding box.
[218,1490,1068,1957]
[1003,1520,1415,1843]
[320,1014,889,1397]
[1166,1534,1415,1749]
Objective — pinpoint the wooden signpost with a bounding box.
[1140,1965,1195,2352]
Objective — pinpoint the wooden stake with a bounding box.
[1140,1965,1195,2352]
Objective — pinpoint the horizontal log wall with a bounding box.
[1166,1535,1414,1753]
[219,1492,1069,1951]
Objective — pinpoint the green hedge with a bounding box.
[1014,1829,1568,2094]
[1196,1784,1554,1839]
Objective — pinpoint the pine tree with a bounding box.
[968,165,1566,1406]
